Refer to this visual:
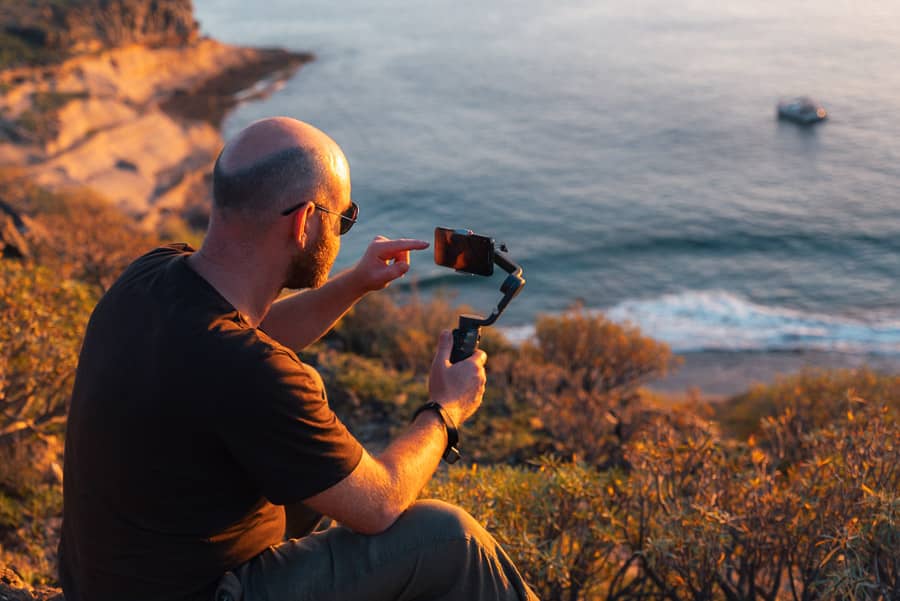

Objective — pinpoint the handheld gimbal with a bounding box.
[432,227,525,363]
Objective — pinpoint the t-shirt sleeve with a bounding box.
[214,348,364,505]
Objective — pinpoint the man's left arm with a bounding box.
[260,236,428,350]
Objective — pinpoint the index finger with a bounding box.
[374,238,430,259]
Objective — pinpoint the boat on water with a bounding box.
[777,97,827,124]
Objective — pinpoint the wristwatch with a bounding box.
[412,401,461,464]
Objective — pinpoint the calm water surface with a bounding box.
[195,0,900,355]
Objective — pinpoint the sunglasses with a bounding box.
[281,200,359,235]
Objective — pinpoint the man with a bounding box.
[59,117,538,601]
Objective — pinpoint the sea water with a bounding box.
[194,0,900,358]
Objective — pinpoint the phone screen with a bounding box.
[434,227,494,276]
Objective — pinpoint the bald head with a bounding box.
[212,117,350,219]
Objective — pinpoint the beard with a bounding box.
[283,229,339,290]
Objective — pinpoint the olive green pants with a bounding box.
[214,499,540,601]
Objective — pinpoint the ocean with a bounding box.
[194,0,900,373]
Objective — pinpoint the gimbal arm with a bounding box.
[449,247,525,363]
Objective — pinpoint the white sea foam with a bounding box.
[501,291,900,354]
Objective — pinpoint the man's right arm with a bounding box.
[303,330,486,534]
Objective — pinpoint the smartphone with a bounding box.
[434,227,494,276]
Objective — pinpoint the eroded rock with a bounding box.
[0,200,31,259]
[0,567,62,601]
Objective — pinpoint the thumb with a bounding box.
[435,329,453,365]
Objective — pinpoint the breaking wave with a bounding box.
[502,290,900,354]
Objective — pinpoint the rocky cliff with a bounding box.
[0,0,311,232]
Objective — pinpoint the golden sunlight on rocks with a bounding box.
[0,39,307,231]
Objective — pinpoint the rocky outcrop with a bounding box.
[0,199,48,260]
[0,39,310,230]
[1,0,197,66]
[0,0,311,232]
[0,200,30,259]
[0,567,62,601]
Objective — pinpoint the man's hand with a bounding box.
[351,236,429,293]
[305,330,486,535]
[428,330,487,426]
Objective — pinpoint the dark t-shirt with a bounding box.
[59,245,363,601]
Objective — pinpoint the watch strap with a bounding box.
[412,401,460,464]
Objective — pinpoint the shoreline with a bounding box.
[647,349,900,399]
[159,46,313,128]
[499,317,900,400]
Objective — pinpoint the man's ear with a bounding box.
[290,201,317,249]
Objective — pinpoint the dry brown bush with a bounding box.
[0,171,156,293]
[329,291,459,372]
[330,290,512,373]
[0,261,95,441]
[430,397,898,600]
[718,367,900,440]
[498,308,676,466]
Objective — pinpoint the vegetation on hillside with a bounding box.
[428,388,897,600]
[0,0,197,70]
[0,178,897,599]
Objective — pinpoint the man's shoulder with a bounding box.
[214,324,318,385]
[122,243,195,278]
[98,243,195,303]
[210,328,329,421]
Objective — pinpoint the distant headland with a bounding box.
[0,0,311,233]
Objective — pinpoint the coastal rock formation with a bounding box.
[0,3,310,231]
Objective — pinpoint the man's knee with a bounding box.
[394,501,536,600]
[400,499,492,545]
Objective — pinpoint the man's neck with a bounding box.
[186,248,282,328]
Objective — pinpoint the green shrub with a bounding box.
[459,348,555,464]
[0,434,63,588]
[717,367,900,440]
[310,349,428,446]
[328,291,543,461]
[0,481,62,587]
[0,261,95,440]
[781,403,899,598]
[426,458,625,601]
[427,398,898,600]
[331,291,463,373]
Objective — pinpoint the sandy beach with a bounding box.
[648,349,900,399]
